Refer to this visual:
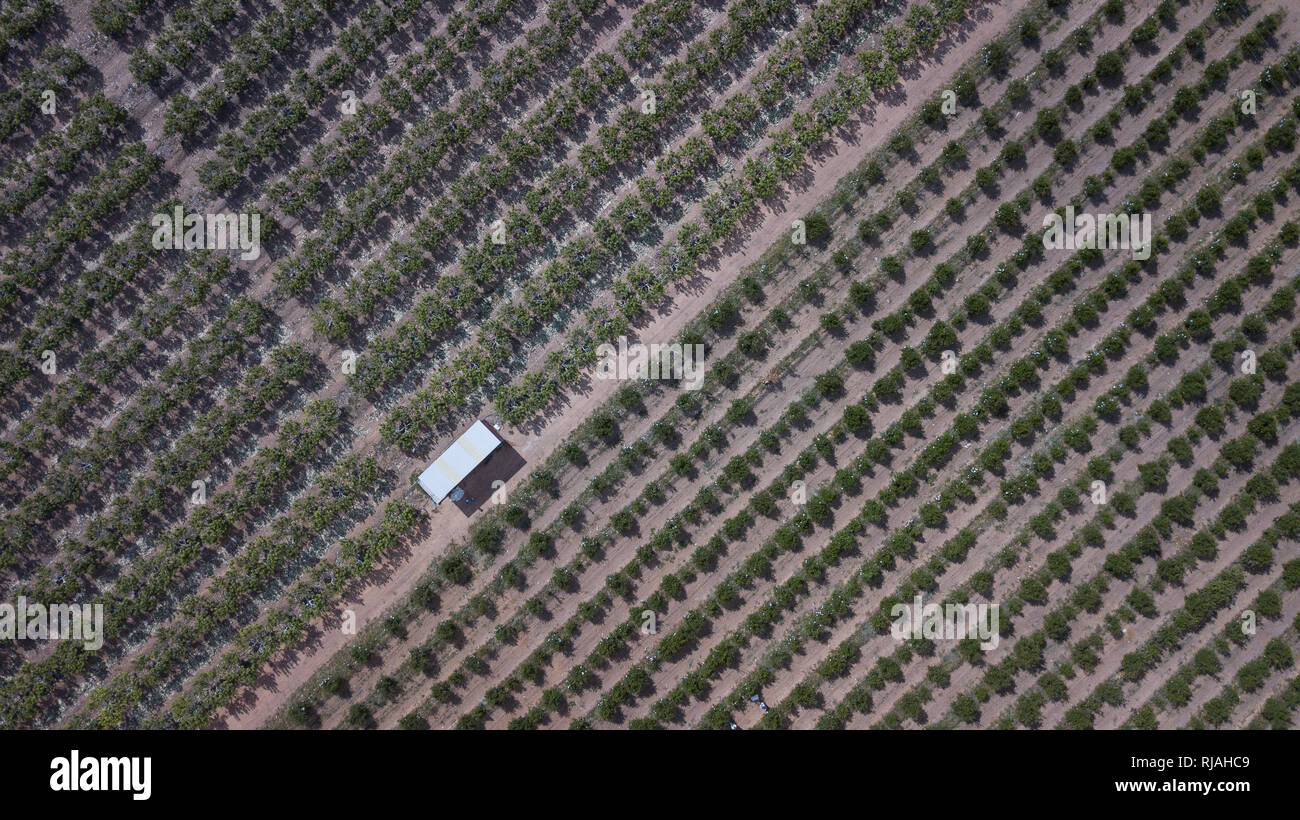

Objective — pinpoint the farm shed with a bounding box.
[417,420,505,504]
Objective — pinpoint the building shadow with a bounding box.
[446,441,527,516]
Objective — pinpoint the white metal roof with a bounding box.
[417,420,502,503]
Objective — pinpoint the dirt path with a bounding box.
[217,0,1026,729]
[438,0,1276,730]
[26,0,665,726]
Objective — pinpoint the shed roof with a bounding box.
[417,420,503,503]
